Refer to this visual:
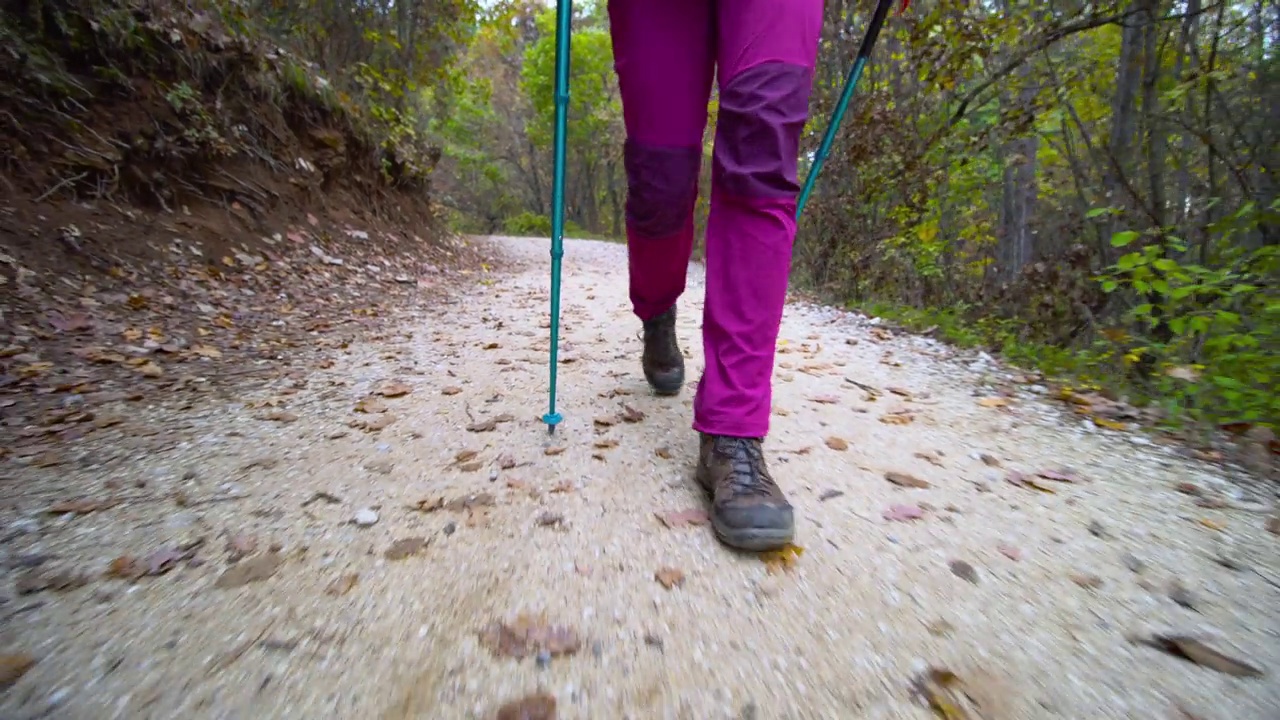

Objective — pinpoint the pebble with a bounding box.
[9,517,40,535]
[353,508,378,526]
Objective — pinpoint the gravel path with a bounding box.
[3,236,1277,720]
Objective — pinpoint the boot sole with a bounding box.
[644,372,684,396]
[695,465,795,552]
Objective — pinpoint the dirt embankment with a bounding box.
[0,0,493,459]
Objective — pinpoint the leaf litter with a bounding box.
[478,613,581,660]
[655,567,686,589]
[496,692,557,720]
[655,508,709,528]
[1131,635,1265,678]
[760,543,804,574]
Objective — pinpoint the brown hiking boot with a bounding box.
[695,434,795,551]
[641,306,684,396]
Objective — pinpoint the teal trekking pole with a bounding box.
[795,0,905,219]
[542,0,572,433]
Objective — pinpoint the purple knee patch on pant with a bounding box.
[624,139,702,238]
[713,62,812,198]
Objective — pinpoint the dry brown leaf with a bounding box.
[385,537,428,560]
[1068,572,1104,589]
[978,453,1001,467]
[825,436,850,451]
[536,511,564,527]
[655,508,710,528]
[441,386,463,396]
[354,397,388,413]
[467,419,498,432]
[593,415,618,427]
[1137,635,1264,678]
[478,614,581,660]
[496,692,557,720]
[807,394,840,405]
[262,410,299,423]
[760,543,804,574]
[914,451,945,467]
[655,567,686,589]
[654,446,673,459]
[325,573,358,596]
[1005,471,1056,493]
[214,552,283,589]
[544,446,565,456]
[454,449,479,463]
[593,439,618,449]
[911,667,990,720]
[444,493,495,512]
[378,381,412,398]
[977,397,1010,408]
[497,454,518,470]
[621,404,645,423]
[880,412,915,425]
[886,471,931,489]
[949,560,979,584]
[225,534,257,563]
[0,653,37,690]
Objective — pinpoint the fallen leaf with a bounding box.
[1036,467,1079,483]
[441,386,463,396]
[1068,572,1104,589]
[225,534,257,563]
[467,419,498,432]
[883,504,925,522]
[977,397,1010,408]
[949,560,979,584]
[536,511,564,527]
[654,446,673,460]
[378,381,413,398]
[1092,416,1129,431]
[593,415,618,427]
[454,450,480,463]
[1005,470,1056,493]
[544,446,565,456]
[214,552,283,589]
[997,544,1022,561]
[818,489,844,502]
[496,692,557,720]
[885,471,930,489]
[550,480,574,494]
[444,493,495,512]
[807,395,840,404]
[593,439,618,450]
[136,361,163,377]
[911,666,990,720]
[1136,635,1264,678]
[325,573,358,596]
[621,404,645,423]
[887,386,912,397]
[914,450,944,467]
[302,491,342,507]
[262,410,299,423]
[1198,518,1225,531]
[1168,580,1199,611]
[978,453,1001,467]
[655,508,709,528]
[879,412,915,425]
[458,461,483,472]
[655,567,685,589]
[825,436,849,451]
[759,543,804,574]
[478,614,581,659]
[0,654,37,690]
[354,397,388,413]
[385,537,428,560]
[497,454,518,469]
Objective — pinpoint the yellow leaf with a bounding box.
[213,316,234,329]
[978,397,1010,408]
[221,256,236,267]
[1198,518,1225,531]
[126,294,147,310]
[122,328,142,341]
[192,344,222,359]
[197,327,211,336]
[1092,417,1127,431]
[760,543,804,574]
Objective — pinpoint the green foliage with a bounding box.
[503,211,588,239]
[1098,201,1280,425]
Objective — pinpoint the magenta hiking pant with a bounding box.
[608,0,823,439]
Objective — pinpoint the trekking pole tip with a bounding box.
[542,412,563,433]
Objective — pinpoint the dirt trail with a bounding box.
[3,236,1277,720]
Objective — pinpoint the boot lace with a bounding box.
[714,437,776,498]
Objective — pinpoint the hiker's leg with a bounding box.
[608,0,714,323]
[692,0,821,552]
[693,0,822,437]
